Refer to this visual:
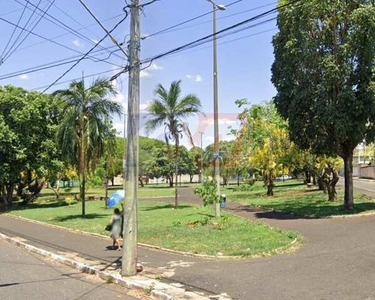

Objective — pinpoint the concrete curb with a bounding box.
[0,232,230,300]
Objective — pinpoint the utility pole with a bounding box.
[122,0,140,276]
[207,0,226,218]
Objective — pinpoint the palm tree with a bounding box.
[146,80,202,209]
[54,78,123,217]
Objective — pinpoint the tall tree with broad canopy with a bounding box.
[146,80,202,208]
[272,0,375,210]
[0,86,62,208]
[54,78,122,217]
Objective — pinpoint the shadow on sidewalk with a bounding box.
[254,211,314,220]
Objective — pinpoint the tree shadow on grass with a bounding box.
[141,204,192,211]
[54,213,108,222]
[194,212,215,218]
[6,201,70,212]
[254,201,375,220]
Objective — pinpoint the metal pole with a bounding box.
[122,0,140,276]
[200,131,204,183]
[213,5,221,218]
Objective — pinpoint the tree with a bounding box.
[139,136,166,187]
[204,141,234,186]
[272,1,375,210]
[188,146,202,183]
[54,78,122,217]
[0,86,62,208]
[146,80,202,208]
[234,100,290,195]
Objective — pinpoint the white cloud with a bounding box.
[186,74,203,82]
[140,101,151,112]
[73,39,84,48]
[140,70,152,78]
[195,75,203,82]
[19,74,29,80]
[148,62,163,71]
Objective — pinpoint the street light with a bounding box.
[206,0,226,217]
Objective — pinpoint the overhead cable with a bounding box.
[41,12,129,93]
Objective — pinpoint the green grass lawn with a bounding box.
[9,200,300,257]
[222,180,375,218]
[38,184,176,201]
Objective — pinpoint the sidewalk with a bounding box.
[0,212,227,300]
[1,187,375,300]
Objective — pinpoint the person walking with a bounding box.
[108,203,124,250]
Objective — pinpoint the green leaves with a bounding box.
[194,179,221,206]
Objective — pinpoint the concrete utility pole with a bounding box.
[207,0,226,218]
[122,0,140,276]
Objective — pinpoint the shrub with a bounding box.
[194,179,220,206]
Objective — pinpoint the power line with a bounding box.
[31,0,300,92]
[143,0,243,40]
[0,15,123,69]
[15,13,125,53]
[148,2,277,37]
[140,12,279,66]
[41,12,129,93]
[3,0,43,62]
[51,1,103,43]
[164,27,277,60]
[28,25,275,90]
[0,0,29,62]
[3,0,55,63]
[12,0,124,61]
[31,67,125,91]
[79,0,128,59]
[135,0,302,75]
[0,46,121,81]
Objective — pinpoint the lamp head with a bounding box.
[216,4,226,10]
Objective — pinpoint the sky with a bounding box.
[0,0,278,149]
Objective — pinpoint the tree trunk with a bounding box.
[329,167,339,201]
[5,183,14,209]
[237,174,240,186]
[344,152,354,210]
[266,173,274,196]
[168,175,173,187]
[138,176,144,188]
[317,176,326,192]
[305,171,310,184]
[189,175,193,183]
[79,126,86,217]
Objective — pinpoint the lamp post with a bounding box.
[199,131,204,183]
[206,0,226,217]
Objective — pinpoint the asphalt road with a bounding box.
[2,182,375,300]
[0,239,140,300]
[337,177,375,198]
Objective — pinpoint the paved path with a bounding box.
[0,239,138,300]
[1,185,375,300]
